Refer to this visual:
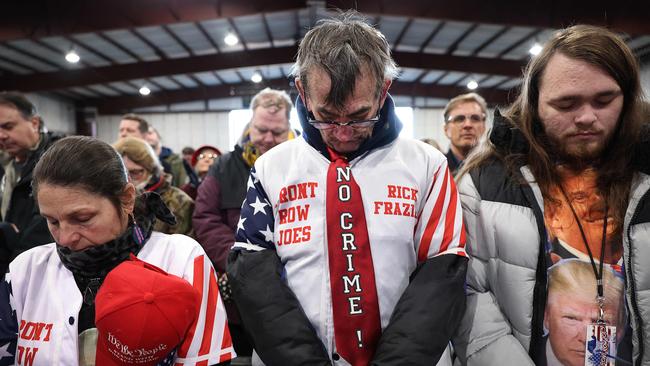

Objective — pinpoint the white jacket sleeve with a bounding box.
[174,248,236,365]
[452,174,534,366]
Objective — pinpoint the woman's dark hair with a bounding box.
[33,136,129,214]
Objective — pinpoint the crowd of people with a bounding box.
[0,10,648,366]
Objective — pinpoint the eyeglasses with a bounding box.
[252,124,289,138]
[447,114,486,125]
[307,111,381,130]
[128,168,146,180]
[198,153,219,160]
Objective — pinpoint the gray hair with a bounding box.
[290,11,399,110]
[443,92,488,122]
[250,87,293,120]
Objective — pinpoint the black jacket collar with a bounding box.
[488,109,529,156]
[18,132,64,184]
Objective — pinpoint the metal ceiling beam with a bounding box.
[1,46,526,92]
[88,79,292,114]
[331,0,650,36]
[394,51,524,78]
[0,0,306,42]
[3,1,650,45]
[2,47,296,92]
[390,82,513,106]
[84,78,513,114]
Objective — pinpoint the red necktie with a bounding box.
[326,148,381,365]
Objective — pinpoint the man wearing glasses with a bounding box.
[442,93,488,175]
[193,87,294,361]
[227,12,467,366]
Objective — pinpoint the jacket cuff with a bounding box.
[227,249,331,366]
[372,254,468,365]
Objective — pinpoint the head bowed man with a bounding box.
[292,12,399,155]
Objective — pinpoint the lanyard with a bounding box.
[558,185,609,322]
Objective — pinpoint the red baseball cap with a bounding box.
[95,256,200,366]
[191,145,221,167]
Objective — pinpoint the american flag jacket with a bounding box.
[0,232,235,366]
[227,95,469,365]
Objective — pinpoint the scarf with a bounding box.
[57,192,176,304]
[238,123,296,167]
[142,174,166,193]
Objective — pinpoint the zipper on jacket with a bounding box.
[519,182,548,363]
[626,187,650,366]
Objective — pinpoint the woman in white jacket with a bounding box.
[0,136,235,366]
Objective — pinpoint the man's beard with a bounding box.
[545,133,609,171]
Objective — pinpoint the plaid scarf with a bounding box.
[238,124,295,167]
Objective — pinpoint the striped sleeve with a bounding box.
[174,254,235,365]
[413,160,467,262]
[232,167,276,252]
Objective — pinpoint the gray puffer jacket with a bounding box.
[453,115,650,366]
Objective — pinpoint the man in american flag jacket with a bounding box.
[227,12,468,366]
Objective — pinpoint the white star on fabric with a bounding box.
[249,197,268,215]
[247,177,255,190]
[237,217,247,232]
[260,225,274,243]
[251,170,260,184]
[0,342,13,358]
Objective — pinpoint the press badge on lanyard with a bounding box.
[585,322,616,366]
[558,187,616,366]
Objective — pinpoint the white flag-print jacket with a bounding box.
[227,95,469,366]
[0,232,235,366]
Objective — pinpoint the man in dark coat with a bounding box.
[442,93,487,175]
[0,92,60,277]
[193,87,294,358]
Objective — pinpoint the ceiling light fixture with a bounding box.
[65,50,80,63]
[529,43,543,56]
[139,86,151,96]
[251,71,263,83]
[224,32,239,46]
[467,80,478,90]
